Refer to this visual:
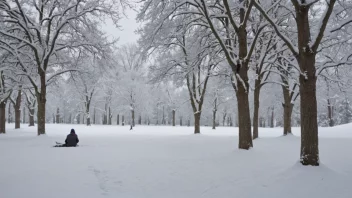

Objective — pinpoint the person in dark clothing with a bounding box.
[65,129,79,147]
[54,129,79,147]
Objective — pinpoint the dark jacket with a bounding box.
[65,130,79,147]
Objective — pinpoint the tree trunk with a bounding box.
[253,79,260,139]
[0,102,6,133]
[299,55,319,166]
[162,106,165,125]
[15,106,21,128]
[37,93,46,135]
[93,108,96,125]
[138,115,142,125]
[180,116,182,126]
[8,102,11,123]
[270,107,274,128]
[103,104,107,125]
[212,110,216,129]
[108,107,112,125]
[131,109,135,127]
[236,76,253,149]
[187,119,190,127]
[122,115,125,126]
[22,107,25,124]
[235,58,253,149]
[172,110,176,126]
[282,84,294,135]
[222,113,226,126]
[327,99,334,127]
[14,88,22,129]
[56,108,60,124]
[87,114,91,126]
[29,108,35,126]
[194,113,201,134]
[117,114,119,125]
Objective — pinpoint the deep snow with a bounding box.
[1,124,352,198]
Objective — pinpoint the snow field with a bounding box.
[0,124,352,198]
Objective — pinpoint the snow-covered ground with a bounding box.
[1,124,352,198]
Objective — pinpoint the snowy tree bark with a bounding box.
[327,99,334,127]
[8,102,11,123]
[0,102,6,134]
[253,82,260,139]
[10,87,22,129]
[117,114,119,125]
[194,113,201,134]
[29,108,34,127]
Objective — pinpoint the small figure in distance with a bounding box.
[54,129,79,147]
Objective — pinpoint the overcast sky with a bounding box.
[102,8,140,45]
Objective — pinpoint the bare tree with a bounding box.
[254,0,352,165]
[0,0,124,135]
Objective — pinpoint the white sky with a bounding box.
[102,8,140,45]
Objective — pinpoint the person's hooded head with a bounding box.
[70,129,75,135]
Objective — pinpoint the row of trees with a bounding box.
[136,0,352,166]
[1,0,352,167]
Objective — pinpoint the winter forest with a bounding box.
[1,0,352,197]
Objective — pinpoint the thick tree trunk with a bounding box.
[37,94,46,135]
[0,102,6,133]
[122,115,125,126]
[14,88,22,129]
[29,108,35,126]
[194,113,201,134]
[172,110,176,126]
[253,80,260,139]
[236,62,253,149]
[212,110,216,129]
[299,55,319,166]
[138,115,142,125]
[117,114,119,125]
